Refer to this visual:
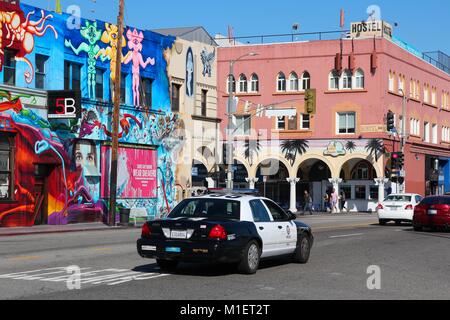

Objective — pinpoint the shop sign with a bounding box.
[324,141,346,158]
[48,90,81,120]
[350,20,392,39]
[361,125,386,133]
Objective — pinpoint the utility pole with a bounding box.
[399,89,407,194]
[108,0,125,226]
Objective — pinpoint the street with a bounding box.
[1,214,449,300]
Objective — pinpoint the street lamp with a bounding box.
[226,52,259,189]
[398,88,407,194]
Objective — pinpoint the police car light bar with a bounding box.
[207,188,260,196]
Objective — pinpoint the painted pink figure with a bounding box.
[123,28,155,107]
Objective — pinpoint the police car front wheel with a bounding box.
[293,234,311,264]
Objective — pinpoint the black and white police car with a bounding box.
[137,191,314,274]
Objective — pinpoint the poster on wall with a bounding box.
[47,90,82,120]
[101,146,157,199]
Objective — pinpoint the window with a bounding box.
[337,112,356,134]
[424,84,430,104]
[355,186,366,200]
[432,124,438,144]
[398,74,405,95]
[4,49,17,86]
[141,77,153,107]
[370,186,379,201]
[250,74,259,92]
[35,55,48,89]
[288,72,299,91]
[409,79,415,98]
[263,200,289,221]
[342,70,352,89]
[227,75,236,94]
[276,116,285,130]
[388,71,395,92]
[355,69,364,89]
[235,116,251,135]
[410,118,420,136]
[277,72,286,92]
[95,68,104,101]
[250,200,272,223]
[431,87,437,106]
[120,73,127,104]
[201,89,207,116]
[424,122,430,143]
[301,71,311,90]
[287,115,297,130]
[0,135,13,201]
[64,61,81,91]
[168,199,240,220]
[171,83,181,112]
[415,81,421,100]
[238,74,247,93]
[352,162,369,180]
[300,114,310,130]
[329,70,340,90]
[442,126,450,143]
[341,186,352,200]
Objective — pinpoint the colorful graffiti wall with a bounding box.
[0,3,181,227]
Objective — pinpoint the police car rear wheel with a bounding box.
[238,240,260,274]
[293,234,311,264]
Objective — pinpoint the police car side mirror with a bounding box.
[287,211,297,221]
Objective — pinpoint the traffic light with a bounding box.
[398,153,405,169]
[387,111,395,132]
[391,152,400,171]
[305,89,316,114]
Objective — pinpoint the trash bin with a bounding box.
[119,208,131,225]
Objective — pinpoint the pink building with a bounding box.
[216,34,450,212]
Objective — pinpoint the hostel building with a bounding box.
[216,26,450,212]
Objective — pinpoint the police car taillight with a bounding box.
[142,223,152,238]
[208,225,227,240]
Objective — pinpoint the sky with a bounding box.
[28,0,450,54]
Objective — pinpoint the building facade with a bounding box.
[0,2,184,227]
[216,31,450,212]
[154,27,221,197]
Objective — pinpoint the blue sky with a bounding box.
[30,0,450,54]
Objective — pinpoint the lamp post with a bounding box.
[398,88,407,194]
[226,52,259,189]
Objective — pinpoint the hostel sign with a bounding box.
[350,20,393,39]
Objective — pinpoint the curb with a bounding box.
[0,225,137,237]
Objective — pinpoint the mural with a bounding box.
[0,3,181,227]
[123,28,155,107]
[0,3,58,84]
[200,47,215,77]
[186,47,194,97]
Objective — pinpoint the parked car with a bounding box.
[377,194,423,225]
[137,193,314,274]
[413,196,450,231]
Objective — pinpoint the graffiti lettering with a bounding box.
[66,5,81,30]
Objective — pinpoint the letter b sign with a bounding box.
[48,91,81,120]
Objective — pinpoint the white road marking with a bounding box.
[0,266,170,287]
[329,233,365,239]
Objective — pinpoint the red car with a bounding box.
[413,196,450,231]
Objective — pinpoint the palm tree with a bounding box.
[244,138,261,166]
[365,139,386,162]
[281,139,309,166]
[345,141,356,153]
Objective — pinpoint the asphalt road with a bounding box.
[0,214,449,300]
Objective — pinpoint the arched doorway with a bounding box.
[192,160,208,187]
[216,160,249,189]
[339,159,379,212]
[297,159,332,212]
[256,159,290,209]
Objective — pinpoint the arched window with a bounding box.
[277,72,286,92]
[227,75,236,94]
[301,71,311,90]
[351,161,376,180]
[238,74,248,93]
[250,73,259,92]
[355,69,364,89]
[388,71,395,92]
[329,70,340,90]
[342,70,352,89]
[289,72,299,91]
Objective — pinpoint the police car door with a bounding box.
[262,200,297,255]
[249,200,280,258]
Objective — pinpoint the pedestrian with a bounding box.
[339,191,347,213]
[331,188,339,214]
[323,193,330,213]
[302,191,313,216]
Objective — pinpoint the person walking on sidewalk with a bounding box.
[339,191,348,213]
[331,188,339,214]
[302,191,313,216]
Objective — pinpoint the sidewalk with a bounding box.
[0,222,130,237]
[295,211,375,217]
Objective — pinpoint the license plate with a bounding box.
[171,230,187,239]
[166,247,181,253]
[428,210,438,215]
[141,245,156,251]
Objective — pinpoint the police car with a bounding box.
[137,191,314,274]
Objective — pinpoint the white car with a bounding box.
[377,193,423,225]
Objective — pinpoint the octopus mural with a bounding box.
[0,3,181,227]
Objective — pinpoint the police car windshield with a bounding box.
[169,199,241,220]
[385,195,412,202]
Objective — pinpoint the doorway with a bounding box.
[33,164,53,226]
